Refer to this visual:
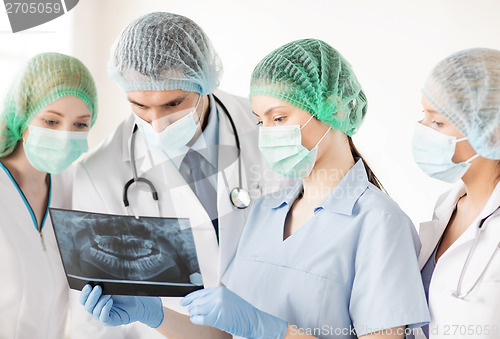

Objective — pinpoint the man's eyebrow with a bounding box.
[160,94,190,106]
[127,94,190,107]
[127,97,145,106]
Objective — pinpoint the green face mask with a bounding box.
[23,125,89,174]
[258,116,331,177]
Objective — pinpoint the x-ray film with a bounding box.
[49,208,203,297]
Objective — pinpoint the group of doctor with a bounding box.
[0,11,498,339]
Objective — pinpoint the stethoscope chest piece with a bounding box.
[230,187,251,209]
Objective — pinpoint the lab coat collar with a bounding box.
[431,181,500,293]
[434,182,466,222]
[265,159,369,215]
[447,180,500,251]
[418,180,500,270]
[476,180,500,221]
[212,89,256,136]
[418,183,466,269]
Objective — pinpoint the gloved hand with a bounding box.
[180,287,288,339]
[80,284,164,328]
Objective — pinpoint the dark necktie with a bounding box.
[179,149,219,240]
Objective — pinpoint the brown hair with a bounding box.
[348,136,386,193]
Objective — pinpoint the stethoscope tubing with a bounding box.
[122,94,249,213]
[453,206,500,299]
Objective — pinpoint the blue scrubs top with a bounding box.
[222,160,430,338]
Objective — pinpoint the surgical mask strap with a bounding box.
[454,135,479,164]
[300,115,331,150]
[314,127,331,149]
[300,115,315,130]
[465,154,480,163]
[193,94,203,125]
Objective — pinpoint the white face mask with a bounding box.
[134,95,202,150]
[412,123,479,183]
[258,115,331,178]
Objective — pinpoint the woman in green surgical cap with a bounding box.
[81,39,429,338]
[0,52,97,339]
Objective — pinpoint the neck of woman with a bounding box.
[301,133,355,206]
[1,143,48,189]
[460,158,500,215]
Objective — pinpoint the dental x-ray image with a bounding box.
[49,208,203,297]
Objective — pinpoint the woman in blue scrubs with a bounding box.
[81,39,429,338]
[0,52,97,339]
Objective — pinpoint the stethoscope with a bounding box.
[452,206,500,299]
[122,94,251,218]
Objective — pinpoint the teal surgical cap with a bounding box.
[0,52,97,158]
[423,48,500,160]
[108,12,223,95]
[250,39,367,136]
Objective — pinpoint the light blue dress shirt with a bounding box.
[222,159,430,338]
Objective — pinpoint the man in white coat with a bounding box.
[70,12,289,339]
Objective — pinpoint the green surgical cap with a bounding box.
[0,52,97,158]
[250,39,367,136]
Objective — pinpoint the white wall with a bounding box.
[1,0,500,226]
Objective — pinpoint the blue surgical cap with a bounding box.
[423,48,500,160]
[108,12,223,95]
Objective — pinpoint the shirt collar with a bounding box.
[265,159,369,216]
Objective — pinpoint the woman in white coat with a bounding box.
[412,48,500,339]
[0,52,97,339]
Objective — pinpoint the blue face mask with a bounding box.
[258,116,331,178]
[23,125,89,174]
[134,95,202,150]
[412,123,479,183]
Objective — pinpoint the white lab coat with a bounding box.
[417,181,500,339]
[69,90,292,339]
[0,165,73,339]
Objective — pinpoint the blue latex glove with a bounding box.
[80,284,164,328]
[180,287,288,339]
